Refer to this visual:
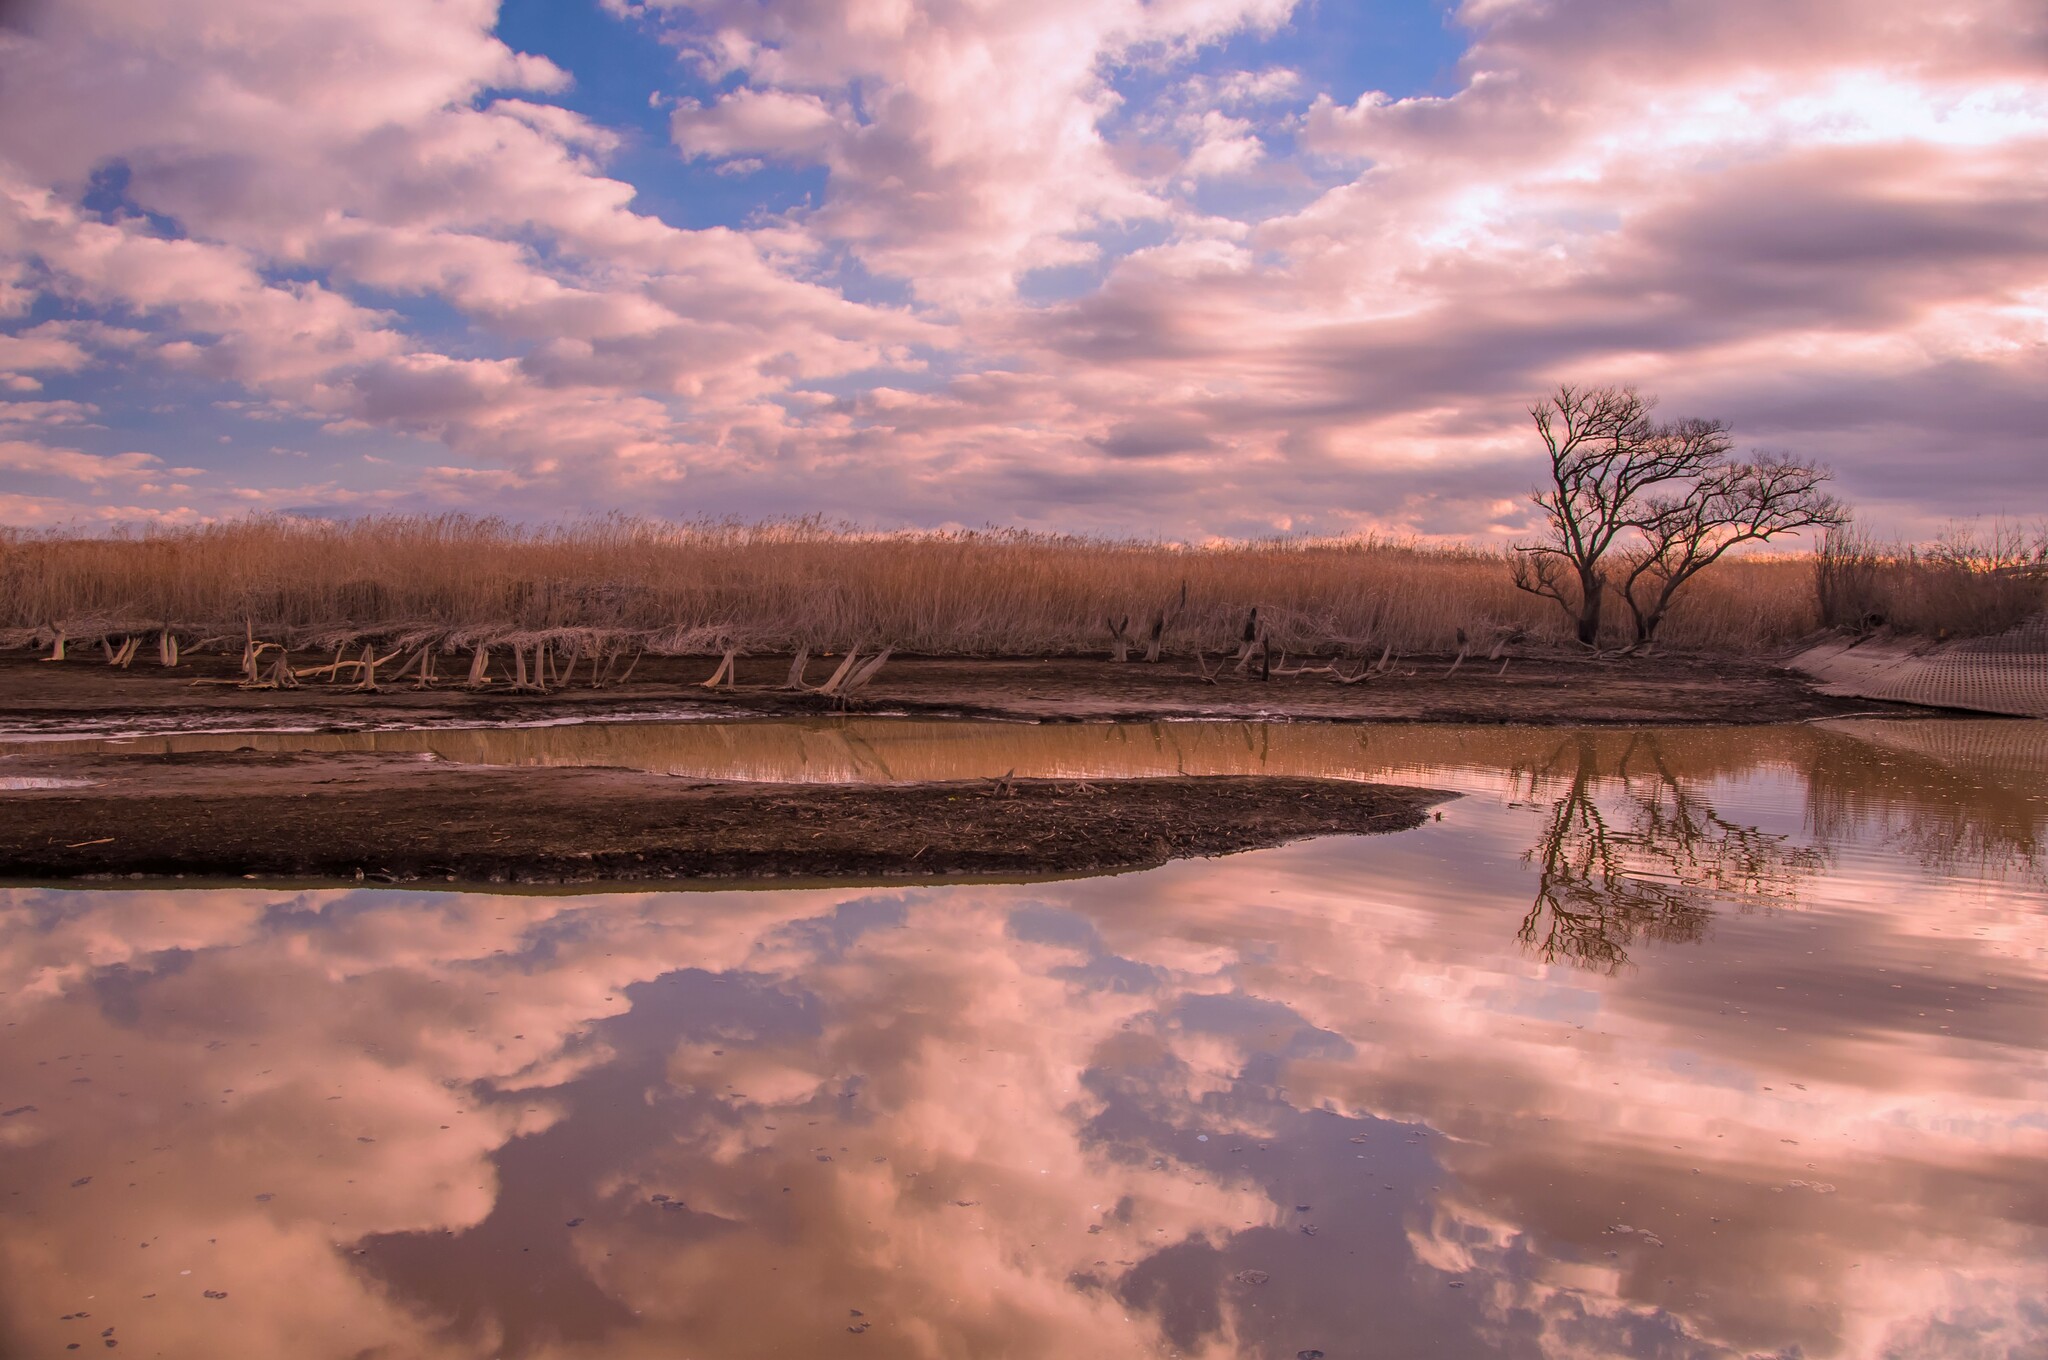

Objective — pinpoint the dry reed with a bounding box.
[0,514,1842,658]
[1815,522,2048,639]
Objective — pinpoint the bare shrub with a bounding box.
[1812,520,2048,638]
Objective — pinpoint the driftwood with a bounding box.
[508,643,547,694]
[839,647,892,696]
[815,647,862,696]
[348,643,384,694]
[1232,607,1260,663]
[237,652,301,691]
[781,646,811,690]
[157,631,179,668]
[699,649,739,689]
[1235,629,1271,679]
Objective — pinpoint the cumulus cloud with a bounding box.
[0,0,2042,533]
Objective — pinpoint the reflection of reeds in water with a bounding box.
[1804,720,2047,885]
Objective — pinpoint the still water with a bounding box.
[1,719,2044,1358]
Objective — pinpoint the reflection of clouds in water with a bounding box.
[3,730,2047,1358]
[1131,841,2048,1357]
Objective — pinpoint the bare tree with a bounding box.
[1617,454,1845,643]
[1514,385,1842,646]
[1512,386,1718,645]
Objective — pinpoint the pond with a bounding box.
[2,718,2044,1358]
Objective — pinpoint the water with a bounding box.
[2,719,2044,1358]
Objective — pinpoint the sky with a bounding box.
[0,0,2042,540]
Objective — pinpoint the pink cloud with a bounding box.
[0,437,162,484]
[0,0,2041,534]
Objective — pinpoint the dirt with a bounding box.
[0,648,1906,731]
[0,750,1446,886]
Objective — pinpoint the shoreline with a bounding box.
[0,649,1910,730]
[0,650,1938,887]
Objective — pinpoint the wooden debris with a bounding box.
[700,648,739,689]
[781,646,811,690]
[839,647,893,697]
[157,631,179,668]
[1106,615,1131,663]
[1232,607,1260,663]
[815,647,862,697]
[42,629,65,662]
[511,643,533,693]
[348,643,383,694]
[237,651,301,691]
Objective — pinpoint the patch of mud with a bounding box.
[0,750,1447,885]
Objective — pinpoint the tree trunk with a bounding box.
[1574,568,1605,646]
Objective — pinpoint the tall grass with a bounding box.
[1815,522,2048,639]
[1,514,1832,656]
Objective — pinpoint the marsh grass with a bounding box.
[1816,523,2048,639]
[0,513,1868,658]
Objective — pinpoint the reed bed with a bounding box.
[0,513,1868,659]
[1816,523,2048,639]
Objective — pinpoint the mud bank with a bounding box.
[0,750,1447,885]
[0,650,1904,732]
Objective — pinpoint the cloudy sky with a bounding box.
[0,0,2042,538]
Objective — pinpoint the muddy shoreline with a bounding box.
[0,750,1445,886]
[0,650,1908,886]
[0,649,1905,730]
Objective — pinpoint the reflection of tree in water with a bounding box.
[1513,733,1828,972]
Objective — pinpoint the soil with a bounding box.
[0,648,1908,731]
[0,750,1446,886]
